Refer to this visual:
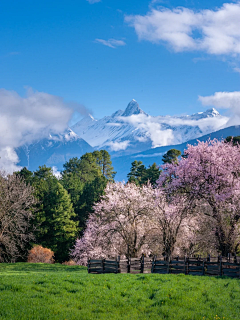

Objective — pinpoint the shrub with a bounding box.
[62,260,76,266]
[27,245,54,263]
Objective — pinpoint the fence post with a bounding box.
[127,257,131,273]
[218,255,222,276]
[186,257,189,275]
[102,259,105,274]
[116,256,120,274]
[87,258,90,273]
[151,255,155,273]
[141,254,144,273]
[234,253,237,264]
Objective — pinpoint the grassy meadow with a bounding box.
[0,263,239,320]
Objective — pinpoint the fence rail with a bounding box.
[87,255,240,278]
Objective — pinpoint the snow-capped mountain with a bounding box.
[15,100,229,174]
[16,128,93,171]
[112,124,240,181]
[71,100,228,156]
[71,99,150,154]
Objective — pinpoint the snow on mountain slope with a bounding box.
[112,125,240,182]
[71,100,228,155]
[71,99,147,149]
[16,128,93,171]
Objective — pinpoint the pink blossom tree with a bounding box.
[157,139,240,256]
[149,189,189,258]
[71,182,155,265]
[71,182,190,264]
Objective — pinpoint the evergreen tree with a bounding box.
[143,163,162,185]
[15,167,33,184]
[93,150,116,181]
[162,149,181,164]
[127,160,147,186]
[77,175,108,230]
[225,136,240,146]
[60,150,115,232]
[127,161,161,186]
[31,166,78,262]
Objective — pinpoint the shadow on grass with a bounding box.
[0,263,87,273]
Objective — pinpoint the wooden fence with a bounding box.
[88,255,240,278]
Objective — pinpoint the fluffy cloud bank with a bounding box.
[0,88,82,172]
[199,91,240,126]
[125,2,240,55]
[118,112,229,148]
[107,140,130,151]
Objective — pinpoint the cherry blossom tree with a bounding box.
[71,182,155,265]
[148,189,189,258]
[71,182,190,264]
[157,139,240,256]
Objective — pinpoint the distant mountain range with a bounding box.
[71,99,227,157]
[16,128,93,170]
[16,100,238,179]
[111,125,240,181]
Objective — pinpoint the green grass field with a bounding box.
[0,263,239,320]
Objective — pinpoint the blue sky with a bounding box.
[0,0,240,121]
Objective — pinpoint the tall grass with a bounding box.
[0,263,239,319]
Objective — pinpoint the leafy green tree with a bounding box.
[60,150,115,232]
[77,175,108,229]
[143,163,162,185]
[127,161,161,186]
[162,149,181,164]
[15,167,33,184]
[127,160,147,186]
[225,136,240,146]
[93,150,116,181]
[23,166,78,262]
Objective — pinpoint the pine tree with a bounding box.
[143,163,161,185]
[60,150,115,232]
[162,149,181,164]
[93,150,116,181]
[32,166,78,262]
[127,160,147,185]
[225,136,240,146]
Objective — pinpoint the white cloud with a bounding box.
[199,91,240,109]
[0,88,74,173]
[0,147,21,173]
[107,140,130,151]
[199,91,240,126]
[119,114,175,147]
[95,39,126,48]
[87,0,101,4]
[117,111,229,148]
[233,67,240,73]
[125,2,240,55]
[134,152,165,158]
[52,166,62,179]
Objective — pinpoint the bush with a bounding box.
[27,245,54,263]
[62,260,76,266]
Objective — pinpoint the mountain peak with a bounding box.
[205,107,219,117]
[189,107,220,120]
[121,100,146,117]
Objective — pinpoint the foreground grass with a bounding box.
[0,264,239,320]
